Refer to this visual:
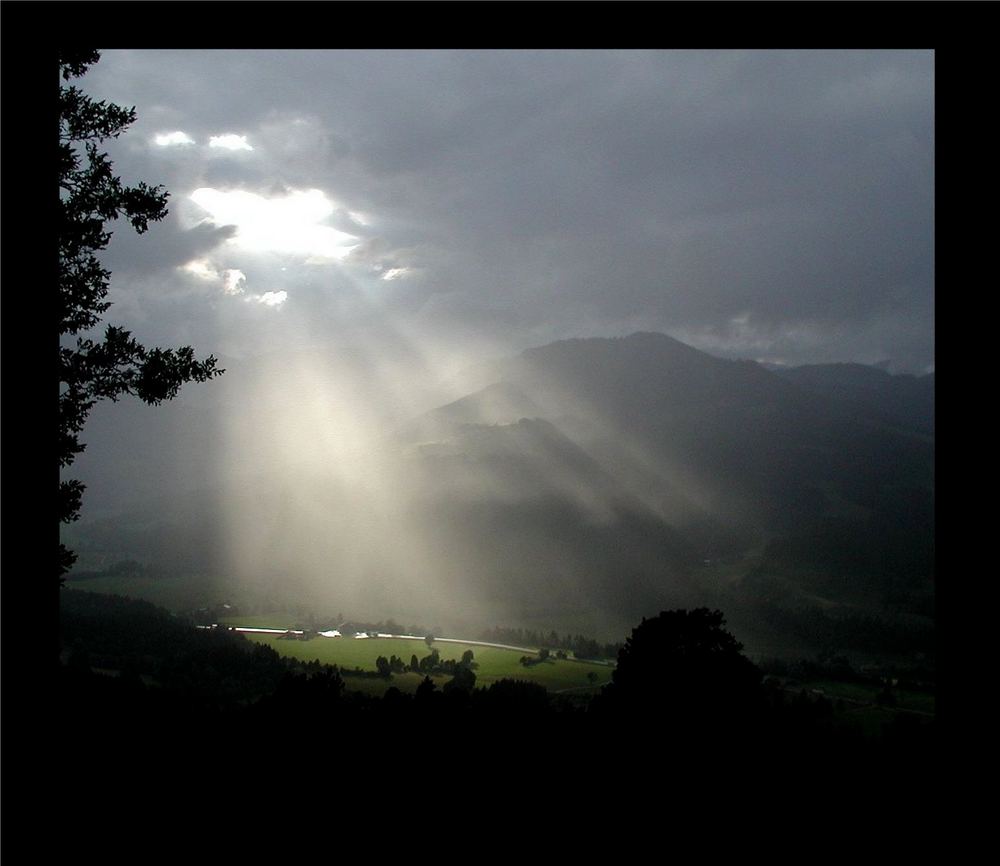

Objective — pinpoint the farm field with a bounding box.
[797,678,935,715]
[831,703,904,739]
[237,632,615,696]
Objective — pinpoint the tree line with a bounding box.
[59,589,933,762]
[479,625,623,660]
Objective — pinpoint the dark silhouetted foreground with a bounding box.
[58,51,222,581]
[56,591,935,786]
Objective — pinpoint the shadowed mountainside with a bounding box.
[64,332,934,654]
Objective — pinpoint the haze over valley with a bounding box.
[65,331,934,659]
[59,47,934,664]
[42,40,945,781]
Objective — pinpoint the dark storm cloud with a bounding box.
[101,220,237,277]
[81,49,934,371]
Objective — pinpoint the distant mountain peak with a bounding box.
[522,330,708,357]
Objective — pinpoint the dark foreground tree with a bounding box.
[58,50,223,581]
[598,608,763,726]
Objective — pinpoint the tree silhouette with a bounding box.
[442,665,476,695]
[600,608,762,725]
[58,50,223,581]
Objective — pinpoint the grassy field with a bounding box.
[800,678,935,715]
[236,632,615,696]
[835,704,899,739]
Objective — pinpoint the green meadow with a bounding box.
[236,631,615,696]
[797,678,935,716]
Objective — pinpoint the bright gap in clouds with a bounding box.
[381,267,411,281]
[190,187,360,259]
[223,269,246,295]
[155,131,195,146]
[209,134,253,151]
[254,290,288,307]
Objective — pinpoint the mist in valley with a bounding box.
[59,48,934,663]
[65,326,934,659]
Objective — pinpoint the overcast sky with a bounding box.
[81,49,934,377]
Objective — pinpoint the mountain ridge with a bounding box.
[65,330,934,653]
